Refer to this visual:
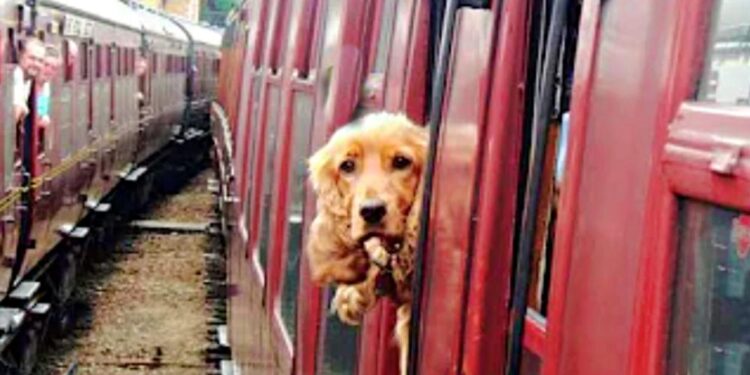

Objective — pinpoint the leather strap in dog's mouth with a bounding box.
[358,233,404,254]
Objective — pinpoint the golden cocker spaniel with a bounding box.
[306,112,427,374]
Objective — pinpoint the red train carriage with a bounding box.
[214,0,750,374]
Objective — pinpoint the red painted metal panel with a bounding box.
[399,0,429,123]
[543,0,689,373]
[460,0,530,373]
[416,8,494,374]
[382,0,415,113]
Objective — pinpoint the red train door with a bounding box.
[263,0,322,372]
[536,0,750,374]
[627,1,750,375]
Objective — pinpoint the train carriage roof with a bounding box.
[176,20,223,48]
[134,7,188,42]
[39,0,142,31]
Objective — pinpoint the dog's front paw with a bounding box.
[331,284,374,326]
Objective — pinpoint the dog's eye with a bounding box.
[392,155,412,170]
[339,159,356,174]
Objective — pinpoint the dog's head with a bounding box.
[309,113,427,248]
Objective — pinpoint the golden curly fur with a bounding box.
[306,112,427,374]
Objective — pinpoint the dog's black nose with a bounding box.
[360,200,387,224]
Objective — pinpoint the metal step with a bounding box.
[220,360,234,375]
[125,166,148,182]
[0,308,24,333]
[58,224,90,239]
[30,302,51,316]
[217,325,229,348]
[9,281,40,301]
[128,220,213,234]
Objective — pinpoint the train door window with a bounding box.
[95,44,102,79]
[114,47,120,77]
[697,1,750,105]
[256,86,282,272]
[130,49,135,75]
[371,0,398,74]
[121,49,127,76]
[106,46,113,78]
[63,40,73,82]
[268,0,291,74]
[280,94,315,342]
[241,76,264,233]
[289,0,319,78]
[120,48,126,76]
[5,28,16,64]
[3,29,16,188]
[81,42,89,80]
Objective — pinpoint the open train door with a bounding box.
[532,0,750,374]
[0,4,25,294]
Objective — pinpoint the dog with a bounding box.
[306,112,427,374]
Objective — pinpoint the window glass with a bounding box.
[668,200,750,374]
[286,0,305,72]
[270,0,291,73]
[129,49,135,74]
[114,47,120,77]
[280,94,315,342]
[95,45,102,78]
[120,48,126,76]
[372,0,398,74]
[257,86,282,271]
[5,28,16,64]
[698,0,750,105]
[106,46,113,77]
[2,57,14,188]
[242,77,264,233]
[63,41,73,82]
[81,42,89,79]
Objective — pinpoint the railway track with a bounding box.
[28,168,228,375]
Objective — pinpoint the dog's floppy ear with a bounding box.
[308,144,349,216]
[308,144,333,194]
